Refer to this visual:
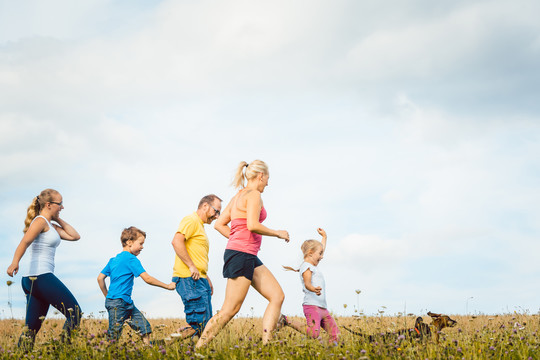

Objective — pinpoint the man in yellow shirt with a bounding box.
[171,194,222,339]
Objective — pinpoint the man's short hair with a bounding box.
[198,194,222,209]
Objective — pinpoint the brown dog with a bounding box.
[427,311,457,342]
[343,311,457,343]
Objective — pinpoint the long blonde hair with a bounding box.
[23,189,59,233]
[231,160,269,189]
[283,239,323,272]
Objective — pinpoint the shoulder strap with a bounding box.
[32,215,51,227]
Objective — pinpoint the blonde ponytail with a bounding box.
[231,161,249,189]
[23,189,59,233]
[231,160,269,189]
[282,266,299,272]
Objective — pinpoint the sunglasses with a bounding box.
[50,201,63,206]
[210,205,220,217]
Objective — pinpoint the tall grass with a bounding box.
[0,313,538,359]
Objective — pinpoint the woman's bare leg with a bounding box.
[251,265,285,345]
[195,277,251,348]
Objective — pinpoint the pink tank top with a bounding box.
[226,206,267,255]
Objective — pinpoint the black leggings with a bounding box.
[21,273,81,341]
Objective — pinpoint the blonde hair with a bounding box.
[23,189,59,233]
[231,160,269,189]
[283,240,323,272]
[121,226,146,246]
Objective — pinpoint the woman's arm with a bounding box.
[97,273,108,297]
[245,191,289,241]
[214,200,232,238]
[302,269,322,296]
[53,217,81,241]
[6,218,47,276]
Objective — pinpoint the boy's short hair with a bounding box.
[121,226,146,246]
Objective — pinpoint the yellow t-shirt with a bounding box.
[173,212,209,278]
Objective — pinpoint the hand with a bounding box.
[276,230,290,243]
[317,228,327,238]
[313,286,322,296]
[7,263,18,277]
[189,266,200,280]
[167,282,176,290]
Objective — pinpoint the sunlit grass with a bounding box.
[0,312,539,359]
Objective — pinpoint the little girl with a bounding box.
[282,228,340,344]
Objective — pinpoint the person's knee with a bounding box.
[272,290,285,305]
[219,303,241,320]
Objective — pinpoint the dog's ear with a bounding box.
[427,311,441,318]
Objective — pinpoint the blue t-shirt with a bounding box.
[101,251,146,304]
[300,261,327,309]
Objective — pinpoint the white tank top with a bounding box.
[24,215,61,276]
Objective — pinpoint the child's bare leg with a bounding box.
[141,333,150,345]
[286,317,308,334]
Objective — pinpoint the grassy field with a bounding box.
[0,313,538,359]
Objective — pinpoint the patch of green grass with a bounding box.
[0,313,538,359]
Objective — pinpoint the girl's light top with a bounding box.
[226,206,267,256]
[24,215,61,276]
[300,261,327,309]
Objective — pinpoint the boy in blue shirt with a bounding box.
[98,226,175,344]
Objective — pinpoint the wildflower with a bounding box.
[29,277,38,281]
[343,304,348,309]
[489,346,495,350]
[360,350,366,354]
[7,281,13,286]
[355,289,361,294]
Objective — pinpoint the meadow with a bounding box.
[0,312,538,359]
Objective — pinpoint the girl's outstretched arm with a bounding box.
[317,228,327,251]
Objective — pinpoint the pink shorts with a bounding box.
[303,304,340,344]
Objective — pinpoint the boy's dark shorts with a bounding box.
[222,249,263,281]
[173,277,212,335]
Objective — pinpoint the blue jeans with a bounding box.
[173,277,212,335]
[105,298,151,340]
[20,273,81,347]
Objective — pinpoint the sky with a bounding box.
[1,0,540,322]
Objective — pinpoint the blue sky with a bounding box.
[1,0,540,321]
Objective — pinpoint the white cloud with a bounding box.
[1,0,540,320]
